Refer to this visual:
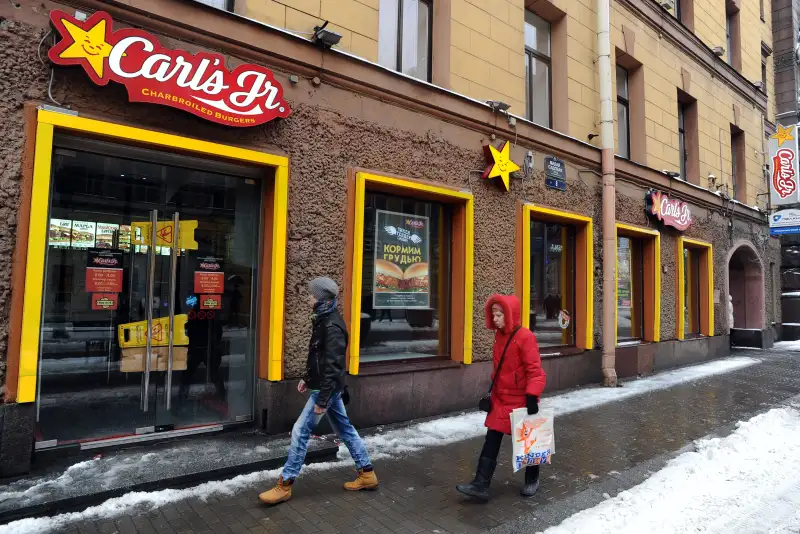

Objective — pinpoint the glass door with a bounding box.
[36,136,263,446]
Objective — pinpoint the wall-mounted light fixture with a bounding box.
[312,21,342,49]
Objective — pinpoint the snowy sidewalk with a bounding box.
[5,349,800,534]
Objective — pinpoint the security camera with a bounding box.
[486,100,511,113]
[662,170,682,179]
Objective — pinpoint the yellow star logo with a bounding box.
[57,17,113,79]
[482,141,520,191]
[772,124,795,147]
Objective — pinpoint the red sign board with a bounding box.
[772,148,798,199]
[86,267,124,293]
[646,190,693,231]
[48,10,291,127]
[194,272,224,294]
[200,295,222,310]
[91,293,119,311]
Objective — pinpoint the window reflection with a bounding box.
[530,221,575,347]
[617,237,644,341]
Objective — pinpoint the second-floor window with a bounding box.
[678,103,687,179]
[525,11,552,128]
[617,66,630,159]
[378,0,432,82]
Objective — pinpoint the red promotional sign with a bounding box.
[48,10,291,127]
[91,293,119,310]
[200,295,222,310]
[646,190,693,231]
[772,148,798,199]
[86,267,124,293]
[194,272,224,294]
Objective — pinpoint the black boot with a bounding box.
[456,457,497,501]
[520,465,540,497]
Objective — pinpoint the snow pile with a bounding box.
[539,406,800,534]
[0,355,760,534]
[772,340,800,351]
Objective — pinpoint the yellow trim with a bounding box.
[348,172,474,374]
[268,164,290,381]
[676,237,713,339]
[18,110,290,403]
[521,204,594,349]
[614,223,662,344]
[615,237,619,346]
[18,123,55,403]
[676,238,686,340]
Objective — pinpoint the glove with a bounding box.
[526,395,539,415]
[342,386,350,406]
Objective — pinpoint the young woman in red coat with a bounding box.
[456,294,547,501]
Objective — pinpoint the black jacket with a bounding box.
[305,308,348,408]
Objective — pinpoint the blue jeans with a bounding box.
[281,390,372,480]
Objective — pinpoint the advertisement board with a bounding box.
[372,210,430,309]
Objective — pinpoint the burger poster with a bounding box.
[373,210,430,309]
[49,219,73,248]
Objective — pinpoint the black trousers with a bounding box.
[479,429,540,479]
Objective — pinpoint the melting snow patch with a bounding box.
[773,340,800,351]
[538,406,800,534]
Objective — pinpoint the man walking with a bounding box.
[259,277,378,505]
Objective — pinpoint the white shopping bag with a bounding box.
[510,408,555,472]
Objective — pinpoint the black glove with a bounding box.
[341,386,350,406]
[526,395,539,415]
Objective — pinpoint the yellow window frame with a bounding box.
[517,204,594,350]
[676,237,714,340]
[17,109,290,403]
[614,223,662,345]
[345,171,474,375]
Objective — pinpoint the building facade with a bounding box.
[0,0,780,476]
[772,0,800,339]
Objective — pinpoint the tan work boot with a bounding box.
[344,469,379,491]
[258,476,293,505]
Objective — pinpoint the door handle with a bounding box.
[165,212,179,410]
[142,209,158,412]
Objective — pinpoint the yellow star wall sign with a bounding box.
[48,11,115,85]
[482,141,520,191]
[772,124,795,147]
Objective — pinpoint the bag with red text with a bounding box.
[510,408,555,472]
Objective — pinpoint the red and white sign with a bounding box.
[772,148,798,200]
[86,267,124,293]
[48,10,291,127]
[91,293,119,311]
[646,190,693,231]
[194,272,224,294]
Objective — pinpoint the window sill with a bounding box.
[540,346,585,359]
[353,358,462,377]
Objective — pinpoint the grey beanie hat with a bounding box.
[308,277,339,301]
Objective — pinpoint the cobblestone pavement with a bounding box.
[57,349,800,534]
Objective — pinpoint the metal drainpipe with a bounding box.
[597,0,618,386]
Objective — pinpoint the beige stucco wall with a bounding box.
[237,0,772,205]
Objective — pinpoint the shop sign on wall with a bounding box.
[769,208,800,235]
[48,10,291,127]
[544,156,567,191]
[373,210,430,309]
[768,124,800,206]
[482,141,520,191]
[646,190,693,231]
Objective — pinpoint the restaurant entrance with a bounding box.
[35,135,264,447]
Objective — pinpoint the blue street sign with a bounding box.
[770,226,800,235]
[545,177,567,191]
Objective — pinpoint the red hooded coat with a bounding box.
[484,294,547,435]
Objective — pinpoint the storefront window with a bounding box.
[684,247,702,337]
[359,192,451,363]
[530,221,576,347]
[617,237,644,342]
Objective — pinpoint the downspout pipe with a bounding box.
[597,0,618,386]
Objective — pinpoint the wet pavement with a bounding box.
[20,348,800,534]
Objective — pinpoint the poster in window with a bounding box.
[118,225,131,251]
[194,256,225,294]
[49,219,73,248]
[86,248,124,293]
[373,210,430,309]
[71,221,97,249]
[95,223,119,249]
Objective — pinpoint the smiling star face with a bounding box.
[57,17,113,79]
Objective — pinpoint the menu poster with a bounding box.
[373,210,430,309]
[71,221,97,249]
[194,256,225,294]
[118,225,131,251]
[49,219,73,248]
[96,223,119,249]
[86,248,124,293]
